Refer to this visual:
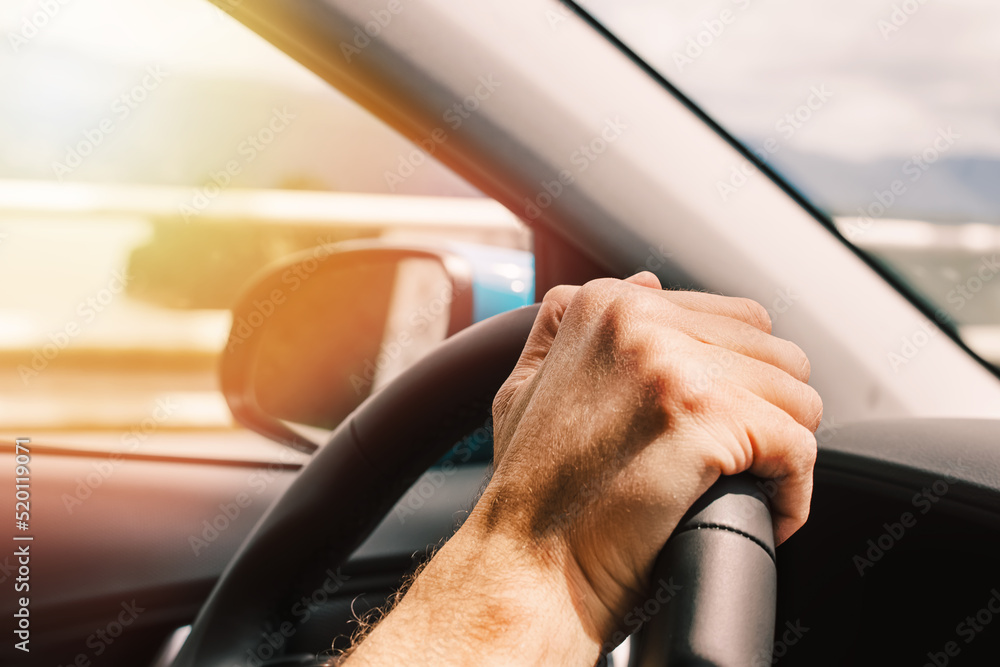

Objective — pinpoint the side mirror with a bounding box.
[221,241,478,452]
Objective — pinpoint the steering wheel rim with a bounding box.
[171,305,539,666]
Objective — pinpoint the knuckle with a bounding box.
[791,483,815,523]
[491,382,513,421]
[613,330,694,412]
[799,427,819,466]
[800,385,824,432]
[644,362,685,408]
[672,358,723,415]
[783,421,818,476]
[577,277,620,299]
[770,412,817,468]
[789,505,811,531]
[735,297,772,333]
[542,284,578,306]
[594,297,632,346]
[564,279,620,319]
[607,326,661,387]
[783,340,812,382]
[640,360,717,435]
[536,296,566,328]
[591,288,656,349]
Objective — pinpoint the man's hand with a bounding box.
[481,272,821,638]
[341,274,822,666]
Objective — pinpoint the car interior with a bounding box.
[3,1,1000,666]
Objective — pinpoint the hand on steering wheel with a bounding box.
[344,273,821,665]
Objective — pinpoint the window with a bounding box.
[0,0,530,452]
[578,0,1000,370]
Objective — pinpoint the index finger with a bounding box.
[659,290,773,334]
[623,273,773,334]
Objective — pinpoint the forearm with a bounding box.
[339,519,603,666]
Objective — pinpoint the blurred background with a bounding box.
[0,0,529,453]
[1,0,997,452]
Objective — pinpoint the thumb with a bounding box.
[492,284,578,441]
[511,284,579,376]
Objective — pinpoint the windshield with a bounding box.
[577,0,1000,372]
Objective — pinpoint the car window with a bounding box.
[577,0,1000,372]
[0,0,529,452]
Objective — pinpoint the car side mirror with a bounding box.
[221,240,475,452]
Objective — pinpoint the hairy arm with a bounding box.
[340,527,600,666]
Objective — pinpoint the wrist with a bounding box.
[452,515,606,661]
[344,514,603,666]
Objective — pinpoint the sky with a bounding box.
[580,0,1000,162]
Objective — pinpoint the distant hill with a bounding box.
[757,142,1000,224]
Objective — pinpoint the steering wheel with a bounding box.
[170,305,777,667]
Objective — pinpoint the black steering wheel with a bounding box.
[170,305,777,667]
